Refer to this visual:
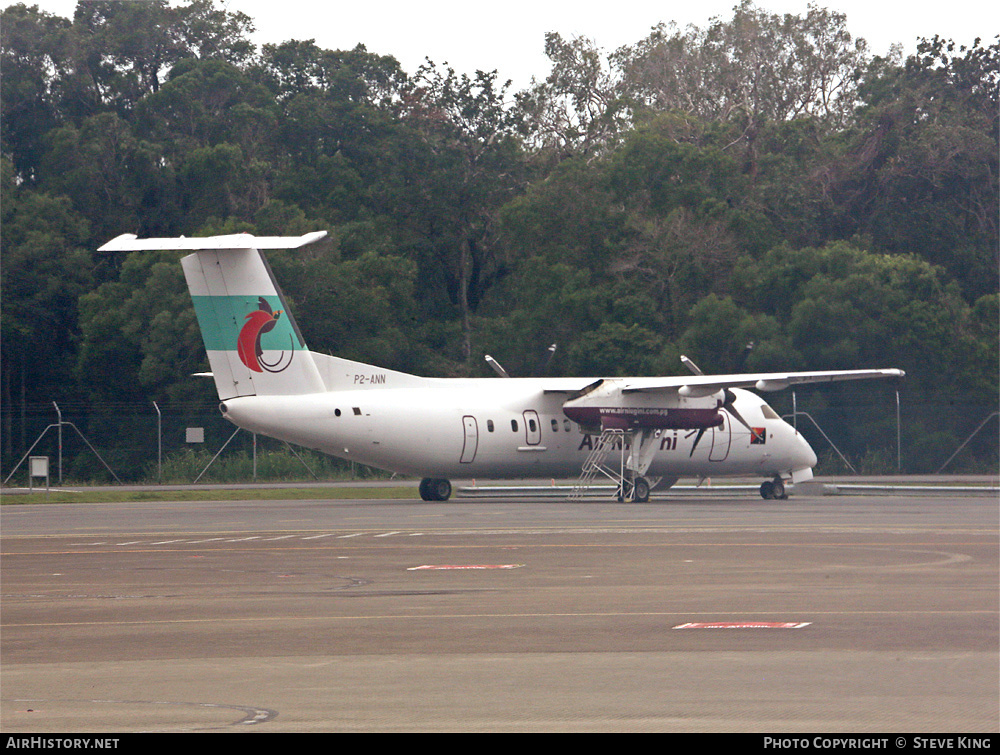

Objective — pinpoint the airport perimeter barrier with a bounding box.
[1,393,997,486]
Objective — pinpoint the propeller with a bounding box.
[680,354,704,376]
[485,344,558,378]
[687,389,761,457]
[723,388,759,441]
[535,343,558,376]
[485,354,510,378]
[678,357,762,455]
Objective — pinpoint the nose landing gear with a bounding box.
[759,476,787,500]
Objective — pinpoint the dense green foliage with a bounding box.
[2,1,997,480]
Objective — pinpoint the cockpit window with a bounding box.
[761,404,780,420]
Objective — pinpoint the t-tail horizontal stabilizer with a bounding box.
[98,231,328,253]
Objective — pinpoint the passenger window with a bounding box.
[511,419,518,432]
[529,418,537,432]
[487,420,495,432]
[551,419,559,431]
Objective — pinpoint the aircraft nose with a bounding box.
[794,432,818,470]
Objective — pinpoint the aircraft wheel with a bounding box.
[771,477,786,500]
[420,478,452,501]
[759,480,775,500]
[632,476,650,503]
[433,478,453,501]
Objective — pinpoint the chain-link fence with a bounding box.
[2,388,997,485]
[1,400,379,485]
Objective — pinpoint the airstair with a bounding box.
[570,428,632,500]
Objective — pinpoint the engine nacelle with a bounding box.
[562,380,725,431]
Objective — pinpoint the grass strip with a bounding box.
[0,485,419,504]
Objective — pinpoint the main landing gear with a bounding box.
[419,477,452,501]
[618,476,651,503]
[759,476,788,500]
[574,428,660,503]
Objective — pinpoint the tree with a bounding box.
[1,2,994,478]
[516,32,630,161]
[602,118,750,334]
[838,35,999,297]
[71,0,254,111]
[255,43,410,226]
[0,3,78,180]
[678,293,794,373]
[564,321,667,377]
[618,1,870,128]
[38,112,174,244]
[732,241,992,396]
[135,59,280,226]
[254,39,405,107]
[400,62,527,363]
[476,255,608,377]
[1,164,94,462]
[1,1,257,181]
[615,0,871,184]
[610,207,741,337]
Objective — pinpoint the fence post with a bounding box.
[53,402,63,485]
[896,390,903,472]
[153,401,162,483]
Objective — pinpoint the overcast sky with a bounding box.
[18,0,999,90]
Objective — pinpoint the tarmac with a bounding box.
[1,479,997,732]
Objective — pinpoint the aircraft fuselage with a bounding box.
[220,379,817,480]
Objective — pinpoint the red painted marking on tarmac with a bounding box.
[407,564,524,571]
[673,621,812,629]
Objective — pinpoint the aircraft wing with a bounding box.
[542,369,903,398]
[560,367,905,438]
[619,369,905,396]
[542,379,604,395]
[98,231,328,252]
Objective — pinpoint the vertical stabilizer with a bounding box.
[182,248,326,398]
[99,232,328,399]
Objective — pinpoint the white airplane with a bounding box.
[100,231,905,502]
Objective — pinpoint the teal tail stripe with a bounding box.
[190,295,304,352]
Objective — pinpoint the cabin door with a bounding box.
[460,415,478,463]
[710,411,732,462]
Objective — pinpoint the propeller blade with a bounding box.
[680,355,704,376]
[536,343,557,376]
[686,427,707,457]
[485,355,510,378]
[723,389,763,443]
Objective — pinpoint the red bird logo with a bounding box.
[237,297,294,373]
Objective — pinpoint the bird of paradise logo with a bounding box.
[237,297,294,373]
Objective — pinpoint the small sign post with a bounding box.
[28,456,50,492]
